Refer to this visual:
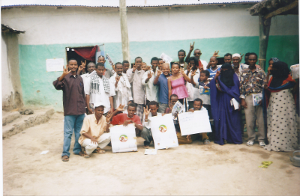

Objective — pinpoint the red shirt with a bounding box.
[111,113,142,126]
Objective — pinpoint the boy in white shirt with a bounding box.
[141,101,162,148]
[142,57,159,103]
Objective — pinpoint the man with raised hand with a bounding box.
[53,59,86,162]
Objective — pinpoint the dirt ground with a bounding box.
[3,112,300,195]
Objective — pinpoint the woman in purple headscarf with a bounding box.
[210,63,243,145]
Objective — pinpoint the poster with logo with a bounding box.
[150,114,178,150]
[110,124,137,153]
[178,110,212,136]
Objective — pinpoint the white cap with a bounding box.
[94,102,105,108]
[232,53,241,58]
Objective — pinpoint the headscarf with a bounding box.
[220,63,235,87]
[269,61,290,88]
[269,57,279,63]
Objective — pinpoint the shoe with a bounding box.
[247,140,254,146]
[259,141,266,147]
[203,139,210,145]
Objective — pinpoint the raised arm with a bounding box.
[168,77,172,100]
[181,68,192,83]
[185,42,195,63]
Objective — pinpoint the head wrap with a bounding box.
[269,57,279,63]
[220,63,235,87]
[232,53,241,59]
[269,61,290,88]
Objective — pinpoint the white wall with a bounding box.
[1,5,298,45]
[1,36,15,106]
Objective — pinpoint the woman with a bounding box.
[210,63,242,145]
[168,62,192,106]
[267,57,279,83]
[264,61,297,151]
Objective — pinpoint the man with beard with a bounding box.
[210,63,242,145]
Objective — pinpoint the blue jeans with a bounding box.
[62,114,85,157]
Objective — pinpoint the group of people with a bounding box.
[53,43,299,162]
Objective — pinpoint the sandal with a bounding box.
[74,151,84,156]
[203,139,210,145]
[62,155,69,162]
[94,147,105,154]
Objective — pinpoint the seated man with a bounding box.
[188,98,210,144]
[78,102,112,158]
[141,101,162,149]
[111,102,143,134]
[164,94,194,144]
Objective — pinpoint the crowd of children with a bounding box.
[53,43,299,162]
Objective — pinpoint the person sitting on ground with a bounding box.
[79,102,113,158]
[164,94,192,144]
[111,102,143,135]
[188,98,210,144]
[141,101,162,149]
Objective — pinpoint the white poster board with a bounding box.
[46,58,64,72]
[178,110,212,136]
[110,124,137,153]
[150,114,178,150]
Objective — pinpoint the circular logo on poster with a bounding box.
[159,125,167,133]
[119,135,128,142]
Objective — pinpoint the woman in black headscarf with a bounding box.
[264,61,297,151]
[210,63,242,145]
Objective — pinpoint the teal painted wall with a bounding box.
[19,35,299,111]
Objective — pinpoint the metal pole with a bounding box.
[119,0,130,62]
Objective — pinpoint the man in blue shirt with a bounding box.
[153,63,170,113]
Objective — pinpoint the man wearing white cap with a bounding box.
[78,102,115,158]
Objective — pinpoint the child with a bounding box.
[185,57,200,109]
[141,101,162,148]
[191,70,212,119]
[188,98,210,144]
[207,56,220,80]
[126,57,146,122]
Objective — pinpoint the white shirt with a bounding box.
[81,73,91,95]
[185,69,201,101]
[200,59,208,70]
[143,112,162,129]
[109,73,132,108]
[126,68,145,105]
[85,76,115,114]
[142,69,159,102]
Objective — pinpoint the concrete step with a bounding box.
[2,108,55,140]
[2,111,21,126]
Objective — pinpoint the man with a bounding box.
[97,55,114,78]
[232,53,242,79]
[127,57,146,122]
[142,57,159,104]
[79,102,112,158]
[158,58,164,70]
[86,63,115,114]
[210,63,243,145]
[122,60,130,74]
[110,62,132,109]
[175,49,188,70]
[142,101,162,148]
[53,59,86,162]
[224,53,232,64]
[153,63,170,113]
[185,42,208,71]
[80,62,96,95]
[111,102,143,132]
[240,53,267,147]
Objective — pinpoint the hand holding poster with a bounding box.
[150,114,178,150]
[110,124,137,153]
[178,110,212,136]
